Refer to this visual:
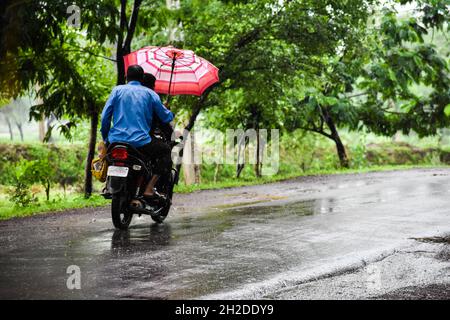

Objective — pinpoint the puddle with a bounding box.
[3,171,449,299]
[411,236,450,244]
[223,199,317,218]
[213,199,270,210]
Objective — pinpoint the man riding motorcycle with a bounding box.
[100,65,174,203]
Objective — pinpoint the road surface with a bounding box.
[0,168,449,299]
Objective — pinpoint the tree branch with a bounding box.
[185,84,216,132]
[298,125,333,139]
[346,91,368,99]
[223,0,294,69]
[64,48,117,62]
[117,0,127,58]
[123,0,142,53]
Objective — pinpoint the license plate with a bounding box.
[107,166,129,177]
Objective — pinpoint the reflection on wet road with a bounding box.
[0,169,449,299]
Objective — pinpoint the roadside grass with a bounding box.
[174,163,449,193]
[0,194,108,220]
[0,164,448,220]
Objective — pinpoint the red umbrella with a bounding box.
[123,46,219,97]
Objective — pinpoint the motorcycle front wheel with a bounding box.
[151,170,176,224]
[111,193,133,229]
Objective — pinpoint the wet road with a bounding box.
[0,168,449,299]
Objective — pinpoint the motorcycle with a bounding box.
[103,125,178,230]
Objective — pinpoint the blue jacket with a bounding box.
[100,81,174,147]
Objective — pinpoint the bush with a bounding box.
[7,181,37,207]
[365,142,442,166]
[6,160,37,207]
[0,143,86,190]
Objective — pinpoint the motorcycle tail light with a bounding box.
[111,148,128,160]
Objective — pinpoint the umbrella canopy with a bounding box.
[123,46,219,96]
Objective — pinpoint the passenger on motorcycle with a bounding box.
[142,72,175,142]
[100,65,174,203]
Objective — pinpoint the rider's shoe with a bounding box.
[142,189,167,205]
[101,187,112,199]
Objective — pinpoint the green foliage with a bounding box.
[7,159,37,207]
[181,0,375,123]
[26,158,56,201]
[5,156,57,202]
[357,1,450,137]
[444,104,450,117]
[0,0,449,190]
[0,143,85,196]
[0,194,108,220]
[365,142,443,165]
[7,181,37,208]
[0,0,117,142]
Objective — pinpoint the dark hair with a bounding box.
[126,65,144,82]
[142,73,156,90]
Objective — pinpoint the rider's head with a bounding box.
[126,65,144,83]
[142,73,156,90]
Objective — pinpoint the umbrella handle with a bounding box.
[166,55,177,109]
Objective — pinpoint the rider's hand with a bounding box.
[98,141,107,159]
[174,130,182,139]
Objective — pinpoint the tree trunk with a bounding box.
[236,133,246,178]
[5,117,13,140]
[191,132,201,184]
[116,0,142,85]
[332,132,349,168]
[174,88,213,181]
[45,180,50,201]
[46,115,54,143]
[16,122,23,141]
[116,0,127,85]
[38,119,46,142]
[182,131,196,185]
[213,164,221,183]
[116,48,125,85]
[249,105,262,177]
[84,109,98,198]
[255,130,262,177]
[322,107,349,168]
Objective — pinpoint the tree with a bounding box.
[169,0,376,175]
[0,98,30,141]
[357,1,450,137]
[0,0,165,197]
[284,0,449,167]
[0,104,14,141]
[0,1,118,197]
[180,0,376,170]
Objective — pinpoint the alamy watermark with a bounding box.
[365,264,382,293]
[67,4,81,28]
[66,265,81,290]
[171,128,280,176]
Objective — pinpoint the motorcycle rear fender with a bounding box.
[108,176,128,194]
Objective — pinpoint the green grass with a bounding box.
[0,194,108,220]
[0,164,448,221]
[174,163,449,193]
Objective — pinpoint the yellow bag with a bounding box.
[91,158,108,182]
[91,141,108,182]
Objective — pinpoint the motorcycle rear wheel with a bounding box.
[111,193,133,229]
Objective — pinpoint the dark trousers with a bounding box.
[138,138,172,176]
